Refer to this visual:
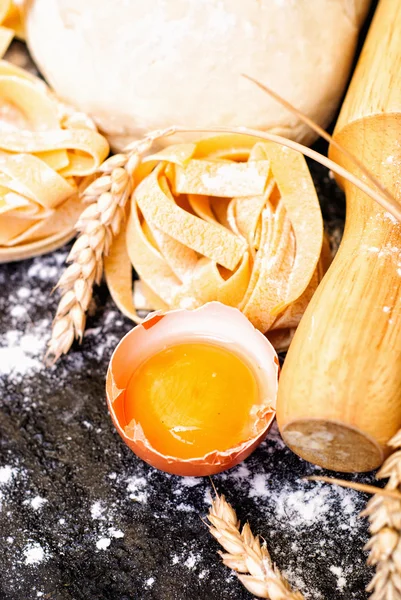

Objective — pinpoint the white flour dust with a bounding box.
[90,501,106,520]
[0,466,17,484]
[330,565,347,592]
[0,320,48,378]
[0,254,70,381]
[23,496,47,511]
[176,502,196,512]
[96,538,111,551]
[171,549,203,572]
[183,552,199,570]
[0,465,25,513]
[126,475,148,503]
[23,542,46,566]
[248,472,270,498]
[1,251,125,388]
[27,261,59,281]
[90,498,125,552]
[1,465,51,570]
[108,527,124,539]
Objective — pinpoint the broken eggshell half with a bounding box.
[106,301,279,476]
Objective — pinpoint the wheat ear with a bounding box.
[45,131,168,364]
[207,492,305,599]
[361,431,401,600]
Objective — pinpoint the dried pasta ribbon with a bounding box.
[0,58,109,261]
[0,0,21,57]
[105,134,328,349]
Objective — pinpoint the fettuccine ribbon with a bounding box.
[105,134,331,350]
[0,62,109,261]
[0,2,109,261]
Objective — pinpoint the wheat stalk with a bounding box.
[45,130,170,364]
[361,431,401,600]
[207,492,305,599]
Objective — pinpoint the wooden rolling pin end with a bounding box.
[279,419,385,473]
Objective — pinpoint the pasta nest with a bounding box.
[105,135,331,350]
[0,56,109,261]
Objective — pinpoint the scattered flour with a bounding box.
[27,261,59,281]
[0,465,25,513]
[91,501,106,520]
[89,498,125,550]
[180,477,202,488]
[171,548,201,571]
[10,305,26,318]
[96,537,111,550]
[197,423,367,599]
[0,466,16,484]
[16,287,30,300]
[184,552,199,570]
[176,502,195,513]
[274,486,331,527]
[23,542,46,566]
[283,567,323,600]
[0,319,49,378]
[330,566,347,592]
[248,473,270,499]
[24,496,47,511]
[108,527,124,539]
[203,489,213,506]
[230,464,250,479]
[1,253,123,389]
[126,475,148,503]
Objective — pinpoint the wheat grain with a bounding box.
[45,131,167,364]
[362,431,401,600]
[207,492,305,599]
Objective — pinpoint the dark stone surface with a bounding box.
[0,154,380,600]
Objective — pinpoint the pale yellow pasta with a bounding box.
[0,7,109,261]
[0,0,16,57]
[105,134,329,349]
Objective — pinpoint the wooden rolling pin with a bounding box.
[276,0,401,473]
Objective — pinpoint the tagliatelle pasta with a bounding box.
[0,60,109,261]
[0,0,20,57]
[105,134,329,350]
[0,6,109,261]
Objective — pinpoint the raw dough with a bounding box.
[25,0,371,150]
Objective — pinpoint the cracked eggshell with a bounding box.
[106,302,279,476]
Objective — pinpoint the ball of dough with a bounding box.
[25,0,371,150]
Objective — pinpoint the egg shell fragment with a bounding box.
[106,302,279,476]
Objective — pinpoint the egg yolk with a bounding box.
[124,342,259,459]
